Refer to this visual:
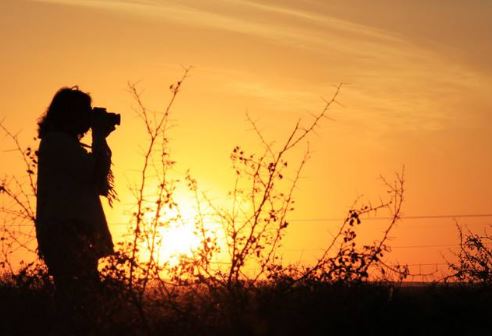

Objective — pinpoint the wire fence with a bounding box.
[1,213,490,281]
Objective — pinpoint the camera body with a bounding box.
[92,107,121,127]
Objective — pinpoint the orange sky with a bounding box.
[1,0,491,278]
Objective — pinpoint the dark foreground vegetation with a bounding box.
[1,271,491,336]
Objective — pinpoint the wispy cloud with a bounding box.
[30,0,492,134]
[32,0,407,55]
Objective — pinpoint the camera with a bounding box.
[92,107,121,127]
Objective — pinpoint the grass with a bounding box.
[1,274,491,336]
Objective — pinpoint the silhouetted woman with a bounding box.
[35,87,116,330]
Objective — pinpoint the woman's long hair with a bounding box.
[38,87,91,139]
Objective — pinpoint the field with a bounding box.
[1,272,491,335]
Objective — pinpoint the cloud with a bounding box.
[30,0,492,134]
[31,0,407,55]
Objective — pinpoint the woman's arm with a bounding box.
[91,135,112,196]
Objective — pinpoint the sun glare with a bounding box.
[157,221,201,265]
[140,192,212,266]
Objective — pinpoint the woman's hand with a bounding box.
[91,111,116,138]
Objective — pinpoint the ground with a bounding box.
[1,278,491,335]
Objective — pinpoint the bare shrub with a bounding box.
[447,223,492,285]
[295,171,408,284]
[0,123,38,275]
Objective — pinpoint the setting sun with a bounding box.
[156,221,201,266]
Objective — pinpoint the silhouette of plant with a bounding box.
[98,68,205,330]
[447,223,492,285]
[202,85,343,287]
[0,123,38,275]
[262,170,408,288]
[101,74,409,294]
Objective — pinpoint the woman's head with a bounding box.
[38,87,92,139]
